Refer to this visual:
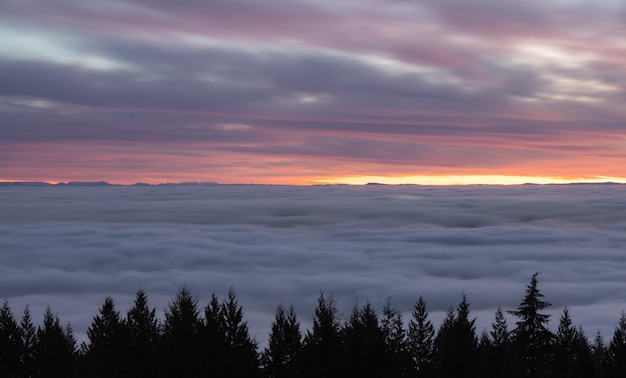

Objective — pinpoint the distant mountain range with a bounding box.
[0,181,220,187]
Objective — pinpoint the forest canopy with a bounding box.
[1,273,625,378]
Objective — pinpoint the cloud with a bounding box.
[2,185,626,345]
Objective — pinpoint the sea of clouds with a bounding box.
[1,184,626,345]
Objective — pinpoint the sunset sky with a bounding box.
[2,0,625,185]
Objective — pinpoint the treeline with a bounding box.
[2,273,626,377]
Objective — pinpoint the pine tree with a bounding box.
[162,287,204,377]
[552,307,593,378]
[34,307,76,378]
[435,293,478,378]
[484,307,515,378]
[408,296,435,377]
[301,293,343,378]
[591,331,606,378]
[342,302,386,377]
[202,293,228,375]
[381,297,411,377]
[126,289,159,378]
[606,311,626,378]
[83,296,128,377]
[0,300,22,377]
[508,272,553,377]
[19,305,37,377]
[220,288,260,377]
[263,305,303,378]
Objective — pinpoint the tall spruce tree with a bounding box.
[591,331,606,378]
[484,307,515,378]
[381,297,411,377]
[220,288,260,377]
[34,307,76,378]
[606,311,626,378]
[263,305,303,378]
[0,300,22,377]
[408,296,435,377]
[434,294,478,378]
[126,288,159,378]
[301,293,343,378]
[552,307,593,378]
[342,302,386,377]
[19,305,37,378]
[162,287,204,377]
[83,296,128,377]
[509,273,553,377]
[203,293,228,375]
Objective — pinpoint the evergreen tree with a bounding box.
[435,293,478,378]
[202,293,228,375]
[552,307,592,378]
[591,331,606,378]
[342,302,386,377]
[162,287,204,377]
[484,307,515,378]
[0,300,22,377]
[19,305,37,378]
[509,272,553,377]
[82,296,128,377]
[263,304,303,378]
[126,288,159,378]
[408,296,435,377]
[606,311,626,378]
[34,307,76,378]
[381,297,411,377]
[301,293,343,378]
[220,288,260,377]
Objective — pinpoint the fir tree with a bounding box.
[301,293,343,378]
[0,300,22,377]
[485,307,515,378]
[162,287,204,377]
[220,288,260,377]
[126,288,159,378]
[83,296,128,377]
[509,273,553,377]
[342,302,386,377]
[34,307,76,378]
[437,293,478,377]
[591,331,606,378]
[408,296,435,377]
[381,297,411,377]
[552,307,593,378]
[19,305,37,378]
[263,305,303,378]
[606,311,626,378]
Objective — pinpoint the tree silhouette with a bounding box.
[34,307,76,378]
[125,288,159,378]
[434,294,478,378]
[162,287,203,377]
[509,272,553,377]
[301,293,343,378]
[19,305,37,377]
[220,288,260,377]
[605,311,626,378]
[342,302,386,377]
[552,307,593,378]
[408,296,435,377]
[263,304,303,378]
[82,296,128,377]
[0,300,22,377]
[381,297,411,377]
[482,307,515,378]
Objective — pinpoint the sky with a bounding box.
[1,0,626,185]
[2,185,626,345]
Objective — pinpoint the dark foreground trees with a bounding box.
[2,273,626,378]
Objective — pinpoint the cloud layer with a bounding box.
[1,0,625,183]
[1,185,626,345]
